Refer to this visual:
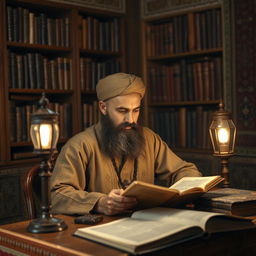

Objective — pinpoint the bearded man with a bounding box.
[50,73,202,216]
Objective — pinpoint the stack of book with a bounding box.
[195,188,256,217]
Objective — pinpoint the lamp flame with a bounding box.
[217,128,229,144]
[40,124,52,148]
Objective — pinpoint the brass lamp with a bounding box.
[209,102,236,188]
[27,93,67,233]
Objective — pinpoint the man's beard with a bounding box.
[100,114,145,159]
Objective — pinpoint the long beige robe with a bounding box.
[50,122,202,214]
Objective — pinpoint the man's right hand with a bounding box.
[95,189,137,215]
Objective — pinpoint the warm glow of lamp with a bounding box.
[209,102,236,187]
[217,128,229,143]
[40,124,52,147]
[30,123,59,150]
[27,93,67,233]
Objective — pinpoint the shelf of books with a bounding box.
[78,11,124,130]
[142,4,223,152]
[1,0,126,163]
[4,1,74,162]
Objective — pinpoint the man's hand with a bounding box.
[95,189,137,215]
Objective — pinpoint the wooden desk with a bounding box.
[1,214,256,256]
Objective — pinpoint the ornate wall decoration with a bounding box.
[230,157,256,189]
[233,0,256,155]
[221,0,233,112]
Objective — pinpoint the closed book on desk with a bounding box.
[74,207,256,255]
[122,176,224,208]
[195,188,256,217]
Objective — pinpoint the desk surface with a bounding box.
[1,214,256,256]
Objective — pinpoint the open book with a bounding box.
[122,176,224,208]
[74,207,256,255]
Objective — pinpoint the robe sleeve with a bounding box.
[147,129,202,186]
[50,139,105,215]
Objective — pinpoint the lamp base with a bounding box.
[27,216,67,233]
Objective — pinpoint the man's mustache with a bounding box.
[118,122,137,130]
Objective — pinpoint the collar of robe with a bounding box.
[111,156,138,189]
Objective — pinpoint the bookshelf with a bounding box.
[0,0,126,165]
[0,0,127,224]
[141,1,224,154]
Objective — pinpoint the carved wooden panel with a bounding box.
[0,176,22,224]
[0,165,32,224]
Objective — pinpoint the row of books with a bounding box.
[151,106,213,149]
[147,8,221,56]
[80,16,120,52]
[6,6,70,47]
[147,14,188,56]
[82,102,100,129]
[80,58,120,91]
[192,9,222,51]
[9,52,72,90]
[148,57,222,103]
[9,101,72,143]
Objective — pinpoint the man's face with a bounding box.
[100,93,141,128]
[99,93,144,159]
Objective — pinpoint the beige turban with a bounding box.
[96,73,146,101]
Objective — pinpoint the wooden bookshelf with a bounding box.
[141,2,224,153]
[0,0,126,165]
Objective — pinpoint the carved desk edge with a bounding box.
[0,227,88,256]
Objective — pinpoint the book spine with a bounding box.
[50,60,57,90]
[29,12,35,44]
[202,59,210,100]
[17,7,24,42]
[188,13,195,51]
[23,8,29,43]
[6,6,13,42]
[55,18,60,46]
[35,53,44,89]
[178,107,186,148]
[27,53,35,89]
[9,101,17,142]
[16,55,23,89]
[8,51,16,89]
[43,58,49,90]
[64,17,70,47]
[114,18,119,52]
[57,57,64,90]
[23,54,29,89]
[196,198,233,211]
[194,12,201,51]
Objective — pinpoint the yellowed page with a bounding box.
[169,176,223,194]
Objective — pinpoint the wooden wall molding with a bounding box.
[47,0,126,13]
[141,0,221,18]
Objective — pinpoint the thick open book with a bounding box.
[122,175,224,208]
[74,207,256,255]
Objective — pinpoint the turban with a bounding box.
[96,73,146,101]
